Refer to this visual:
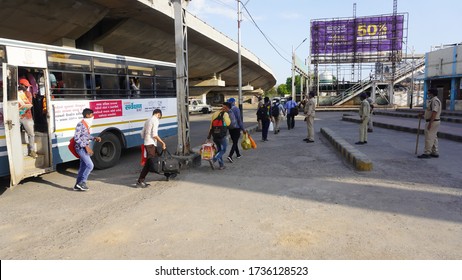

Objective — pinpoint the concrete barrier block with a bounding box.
[321,127,373,171]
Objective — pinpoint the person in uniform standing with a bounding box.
[356,93,370,145]
[303,91,316,143]
[366,92,374,132]
[418,88,441,158]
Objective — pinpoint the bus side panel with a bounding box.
[50,97,177,164]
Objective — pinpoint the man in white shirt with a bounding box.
[137,109,167,187]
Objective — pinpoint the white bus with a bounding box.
[0,38,177,186]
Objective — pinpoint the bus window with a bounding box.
[156,67,174,78]
[0,47,4,100]
[47,52,91,72]
[95,74,129,99]
[155,77,176,97]
[127,61,155,77]
[135,77,154,98]
[52,71,88,99]
[94,57,127,75]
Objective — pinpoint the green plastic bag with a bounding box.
[241,132,252,150]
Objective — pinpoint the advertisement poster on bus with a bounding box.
[52,98,175,133]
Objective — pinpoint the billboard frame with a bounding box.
[310,13,408,64]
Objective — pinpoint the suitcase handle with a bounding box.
[159,149,173,158]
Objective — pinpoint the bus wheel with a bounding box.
[92,133,121,169]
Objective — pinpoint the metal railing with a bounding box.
[331,56,425,105]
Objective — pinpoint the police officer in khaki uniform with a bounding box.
[418,88,441,158]
[356,93,370,145]
[303,91,316,143]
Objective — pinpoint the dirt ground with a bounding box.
[0,112,461,259]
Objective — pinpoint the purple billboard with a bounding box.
[311,14,405,63]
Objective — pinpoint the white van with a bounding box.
[188,99,212,114]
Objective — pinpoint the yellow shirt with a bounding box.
[209,110,231,130]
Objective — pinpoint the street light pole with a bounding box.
[292,38,307,101]
[237,0,243,121]
[410,46,415,109]
[173,0,191,156]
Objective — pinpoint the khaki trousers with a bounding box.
[306,115,315,141]
[424,121,440,155]
[359,117,369,142]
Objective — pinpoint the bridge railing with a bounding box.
[331,56,425,105]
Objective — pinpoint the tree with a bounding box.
[265,86,278,98]
[277,84,289,96]
[285,75,303,95]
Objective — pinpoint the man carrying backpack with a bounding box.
[207,102,231,170]
[226,98,247,163]
[257,97,272,142]
[271,99,285,134]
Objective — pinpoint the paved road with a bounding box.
[0,111,461,259]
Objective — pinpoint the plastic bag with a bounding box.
[241,133,252,150]
[248,133,257,149]
[200,142,216,160]
[269,122,274,131]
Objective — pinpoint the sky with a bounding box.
[187,0,462,86]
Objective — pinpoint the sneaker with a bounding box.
[219,166,226,170]
[430,154,439,158]
[74,183,89,191]
[136,181,150,188]
[236,155,242,159]
[29,151,38,158]
[367,129,373,133]
[417,154,431,159]
[227,156,233,163]
[355,141,365,145]
[306,139,315,143]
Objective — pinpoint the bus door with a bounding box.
[3,64,25,186]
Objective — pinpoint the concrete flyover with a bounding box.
[0,0,276,99]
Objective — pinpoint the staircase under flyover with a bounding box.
[331,56,425,106]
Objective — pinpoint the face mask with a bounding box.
[84,117,94,128]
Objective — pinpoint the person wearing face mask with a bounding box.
[73,108,101,191]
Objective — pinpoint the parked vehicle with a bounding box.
[188,99,212,114]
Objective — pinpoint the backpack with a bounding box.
[211,112,228,139]
[271,104,280,117]
[228,109,238,129]
[290,106,299,116]
[257,103,270,120]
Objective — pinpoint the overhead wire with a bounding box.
[207,0,292,64]
[240,3,292,64]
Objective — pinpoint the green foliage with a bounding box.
[277,84,289,96]
[285,75,303,94]
[264,87,278,98]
